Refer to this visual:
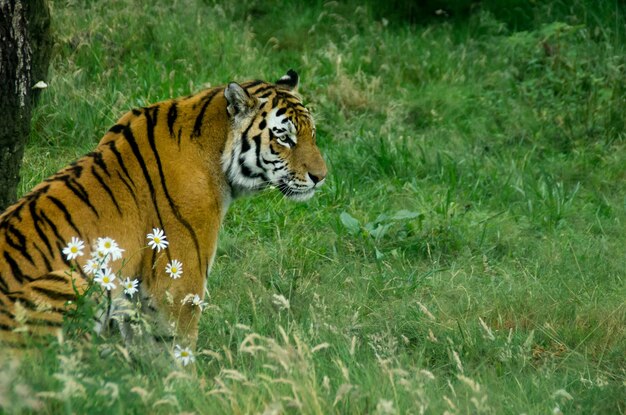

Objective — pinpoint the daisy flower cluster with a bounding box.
[62,229,185,295]
[63,228,201,367]
[63,236,138,297]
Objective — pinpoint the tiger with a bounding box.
[0,69,327,349]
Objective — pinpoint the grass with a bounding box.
[3,0,625,413]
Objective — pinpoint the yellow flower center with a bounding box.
[103,276,110,283]
[181,351,189,357]
[154,237,160,243]
[70,247,78,253]
[171,267,178,273]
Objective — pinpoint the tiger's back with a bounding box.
[0,70,327,347]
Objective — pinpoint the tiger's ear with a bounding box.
[225,83,256,117]
[276,69,299,91]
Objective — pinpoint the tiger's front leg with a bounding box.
[139,230,216,349]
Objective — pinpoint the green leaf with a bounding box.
[365,223,391,240]
[375,248,384,260]
[340,212,361,235]
[389,210,422,221]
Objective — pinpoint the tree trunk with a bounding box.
[0,0,52,210]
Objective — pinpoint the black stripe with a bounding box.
[0,322,15,331]
[145,107,205,269]
[120,123,153,194]
[240,164,264,179]
[34,244,53,272]
[105,141,136,190]
[117,171,139,207]
[75,264,90,283]
[252,134,264,170]
[55,241,69,266]
[85,151,111,177]
[119,121,168,248]
[91,166,122,215]
[0,307,13,318]
[261,157,283,165]
[241,133,251,153]
[192,88,221,138]
[4,252,27,284]
[270,147,280,156]
[38,211,65,255]
[9,295,63,312]
[0,207,20,224]
[109,124,125,134]
[167,102,178,138]
[283,136,296,147]
[29,201,54,257]
[5,225,34,265]
[239,119,256,155]
[249,85,274,95]
[31,286,76,303]
[13,317,64,328]
[0,274,9,294]
[32,320,65,328]
[46,196,82,237]
[240,163,253,178]
[52,170,100,218]
[292,103,306,112]
[268,129,277,141]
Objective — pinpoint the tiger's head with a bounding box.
[221,70,327,201]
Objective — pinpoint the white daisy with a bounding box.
[94,267,117,291]
[174,344,195,366]
[191,294,207,311]
[82,258,102,275]
[181,293,208,311]
[96,237,124,261]
[62,237,85,261]
[122,277,139,297]
[165,259,183,279]
[91,247,111,266]
[146,228,169,252]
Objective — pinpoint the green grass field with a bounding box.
[3,0,625,413]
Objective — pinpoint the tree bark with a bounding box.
[0,0,52,210]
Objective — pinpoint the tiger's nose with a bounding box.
[308,171,326,185]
